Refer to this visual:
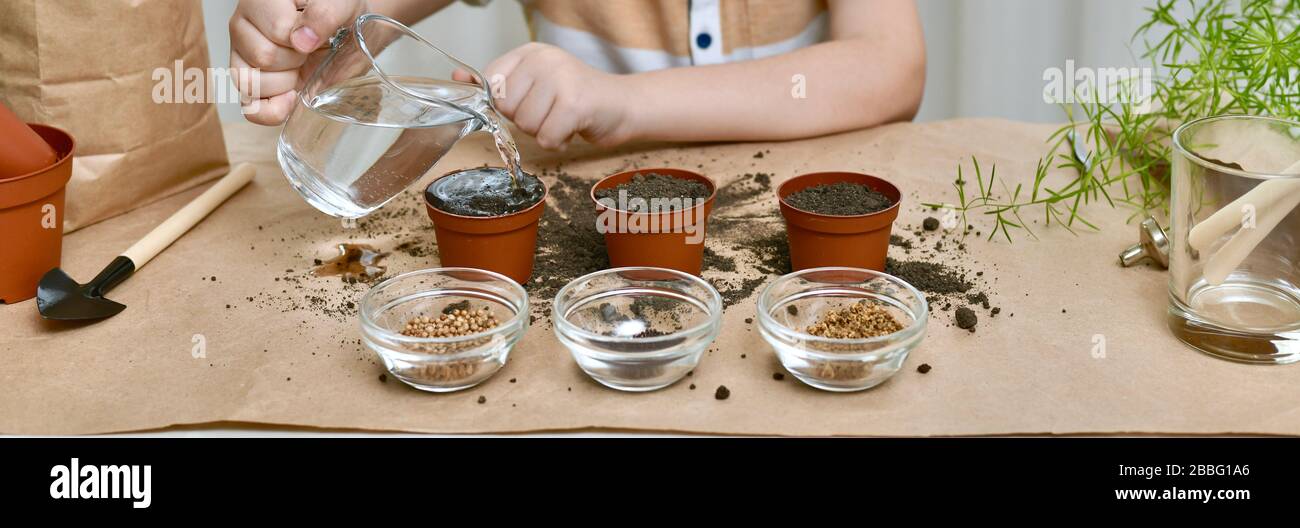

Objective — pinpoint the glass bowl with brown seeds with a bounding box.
[360,268,527,392]
[756,267,927,392]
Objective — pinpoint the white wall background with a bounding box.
[202,0,1166,124]
[915,0,1160,122]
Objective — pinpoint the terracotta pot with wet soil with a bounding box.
[0,124,75,304]
[424,168,547,284]
[777,171,901,272]
[590,168,716,275]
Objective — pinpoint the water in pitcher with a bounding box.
[277,76,523,218]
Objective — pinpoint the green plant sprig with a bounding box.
[933,0,1300,241]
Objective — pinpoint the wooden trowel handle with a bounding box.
[121,163,255,269]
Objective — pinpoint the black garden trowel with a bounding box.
[37,164,255,321]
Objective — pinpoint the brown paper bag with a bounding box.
[0,0,229,232]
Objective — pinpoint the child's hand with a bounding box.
[230,0,369,125]
[472,43,636,150]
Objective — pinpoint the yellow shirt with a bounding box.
[515,0,830,73]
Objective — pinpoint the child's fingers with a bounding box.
[512,80,558,135]
[535,105,580,150]
[240,0,307,48]
[230,14,307,71]
[490,70,534,117]
[249,70,301,100]
[451,68,476,84]
[241,90,298,126]
[292,0,363,53]
[231,51,300,99]
[483,42,538,81]
[481,43,544,111]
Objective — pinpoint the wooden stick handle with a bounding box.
[121,163,255,269]
[1194,159,1300,286]
[1204,191,1300,285]
[1189,159,1300,251]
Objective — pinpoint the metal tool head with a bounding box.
[1118,217,1170,268]
[36,257,134,321]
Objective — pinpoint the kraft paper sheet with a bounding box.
[2,119,1297,436]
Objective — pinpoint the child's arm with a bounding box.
[483,0,925,149]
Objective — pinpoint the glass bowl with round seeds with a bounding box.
[360,268,528,392]
[553,267,723,392]
[757,267,927,392]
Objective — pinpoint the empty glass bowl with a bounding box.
[553,267,723,391]
[360,268,527,392]
[757,267,927,392]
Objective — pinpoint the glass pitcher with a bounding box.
[277,13,512,218]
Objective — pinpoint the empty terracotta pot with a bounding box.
[424,170,548,284]
[590,168,716,275]
[0,124,75,304]
[777,171,901,272]
[0,102,57,179]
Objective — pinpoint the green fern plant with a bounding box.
[928,0,1300,241]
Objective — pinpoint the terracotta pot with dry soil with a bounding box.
[777,171,901,272]
[590,168,716,275]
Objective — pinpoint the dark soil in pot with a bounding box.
[784,181,894,216]
[593,172,710,211]
[425,167,545,216]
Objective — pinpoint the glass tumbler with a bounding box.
[1168,115,1300,364]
